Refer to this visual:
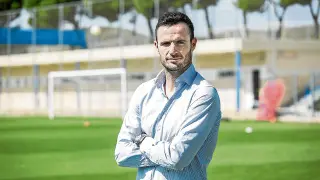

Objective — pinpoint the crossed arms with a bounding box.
[114,86,221,170]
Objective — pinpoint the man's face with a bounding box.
[154,23,197,72]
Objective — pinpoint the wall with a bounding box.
[276,50,320,71]
[0,89,254,117]
[0,91,131,117]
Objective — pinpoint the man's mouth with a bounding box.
[166,58,181,61]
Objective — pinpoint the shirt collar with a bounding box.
[154,64,197,88]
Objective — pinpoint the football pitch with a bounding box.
[0,116,319,180]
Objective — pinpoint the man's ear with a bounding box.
[154,40,158,48]
[191,38,197,51]
[154,40,160,53]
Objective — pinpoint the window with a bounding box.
[218,70,235,78]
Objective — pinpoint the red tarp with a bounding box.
[257,79,285,123]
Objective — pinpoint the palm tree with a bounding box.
[269,0,300,39]
[234,0,266,37]
[300,0,319,39]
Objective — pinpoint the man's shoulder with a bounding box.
[192,72,214,89]
[191,72,219,97]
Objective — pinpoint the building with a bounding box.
[1,37,319,118]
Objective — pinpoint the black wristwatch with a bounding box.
[135,133,148,147]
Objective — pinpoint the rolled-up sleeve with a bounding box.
[114,84,157,168]
[140,87,221,170]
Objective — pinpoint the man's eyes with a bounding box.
[161,42,171,46]
[161,41,185,46]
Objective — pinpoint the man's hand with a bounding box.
[140,137,156,154]
[134,133,156,154]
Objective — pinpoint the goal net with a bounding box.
[47,68,127,119]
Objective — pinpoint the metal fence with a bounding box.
[274,71,320,120]
[0,0,319,56]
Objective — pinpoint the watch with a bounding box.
[135,133,148,147]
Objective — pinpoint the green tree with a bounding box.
[133,0,154,42]
[269,0,300,39]
[0,0,22,26]
[25,0,119,30]
[297,0,319,39]
[91,0,121,23]
[235,0,266,37]
[169,0,188,13]
[162,0,219,39]
[130,0,175,40]
[196,0,220,39]
[131,0,202,42]
[25,0,80,28]
[0,0,22,11]
[22,0,38,8]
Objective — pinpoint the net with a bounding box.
[47,68,127,119]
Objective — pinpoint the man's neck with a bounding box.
[164,68,185,98]
[165,72,177,93]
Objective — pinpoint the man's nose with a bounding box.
[168,42,178,55]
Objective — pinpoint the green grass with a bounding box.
[0,116,319,180]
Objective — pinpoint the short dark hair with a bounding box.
[155,11,194,41]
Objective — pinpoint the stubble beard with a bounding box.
[161,49,193,77]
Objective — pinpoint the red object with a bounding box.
[257,79,285,122]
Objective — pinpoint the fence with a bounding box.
[278,71,320,118]
[0,0,319,56]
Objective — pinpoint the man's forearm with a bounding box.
[115,128,157,168]
[115,138,157,168]
[139,137,185,170]
[114,83,158,168]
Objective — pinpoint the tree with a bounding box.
[196,0,219,39]
[0,0,22,11]
[298,0,319,39]
[132,0,154,42]
[169,0,189,13]
[132,0,190,42]
[91,0,121,23]
[163,0,219,39]
[0,0,22,26]
[269,0,300,39]
[24,0,80,29]
[235,0,266,37]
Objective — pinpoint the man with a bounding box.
[115,11,221,180]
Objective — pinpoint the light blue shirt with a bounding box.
[115,64,222,180]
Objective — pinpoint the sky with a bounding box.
[7,0,320,39]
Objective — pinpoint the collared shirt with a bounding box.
[115,64,222,180]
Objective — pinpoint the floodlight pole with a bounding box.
[235,51,241,112]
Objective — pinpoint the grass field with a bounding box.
[0,116,319,180]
